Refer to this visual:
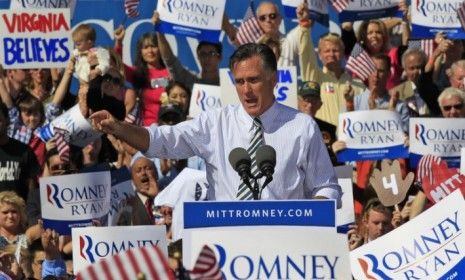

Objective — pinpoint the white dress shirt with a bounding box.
[144,101,342,205]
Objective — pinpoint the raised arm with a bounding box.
[152,11,176,61]
[51,58,75,106]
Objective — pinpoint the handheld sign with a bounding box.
[40,171,111,235]
[155,0,226,42]
[409,117,465,168]
[108,167,135,226]
[10,0,77,19]
[337,0,401,22]
[0,9,72,69]
[369,159,414,206]
[36,104,102,148]
[281,0,329,26]
[411,0,465,39]
[350,190,465,280]
[417,154,465,203]
[220,66,297,109]
[189,84,222,118]
[337,110,408,162]
[72,225,168,273]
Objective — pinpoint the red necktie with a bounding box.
[144,198,154,223]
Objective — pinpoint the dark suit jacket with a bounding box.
[129,195,153,226]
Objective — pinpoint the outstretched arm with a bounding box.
[90,110,150,152]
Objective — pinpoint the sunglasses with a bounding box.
[102,74,123,86]
[442,103,464,111]
[198,51,220,58]
[258,13,278,22]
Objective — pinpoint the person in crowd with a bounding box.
[28,239,45,280]
[445,60,465,92]
[91,43,341,204]
[0,61,72,170]
[0,101,40,201]
[72,24,110,89]
[165,80,191,116]
[149,12,222,91]
[348,198,397,250]
[0,191,42,267]
[118,155,161,226]
[40,229,66,278]
[257,34,281,61]
[297,2,364,127]
[2,68,30,104]
[297,81,338,165]
[438,87,465,118]
[114,30,170,126]
[222,1,300,67]
[27,68,55,103]
[393,48,441,116]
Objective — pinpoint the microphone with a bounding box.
[256,145,276,197]
[228,148,252,182]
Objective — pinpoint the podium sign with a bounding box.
[183,200,351,279]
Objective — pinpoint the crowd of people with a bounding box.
[0,0,464,278]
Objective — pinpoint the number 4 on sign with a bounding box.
[382,174,399,195]
[369,160,414,207]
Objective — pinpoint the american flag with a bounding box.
[124,0,140,18]
[53,127,70,163]
[458,1,465,32]
[416,154,441,186]
[330,0,349,13]
[236,0,264,46]
[190,245,223,280]
[408,39,435,58]
[346,43,376,81]
[76,245,175,280]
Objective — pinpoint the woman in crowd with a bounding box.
[114,27,171,126]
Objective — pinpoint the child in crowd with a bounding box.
[72,24,110,90]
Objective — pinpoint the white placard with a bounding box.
[0,9,72,69]
[40,171,111,234]
[350,190,465,279]
[189,84,222,117]
[72,225,168,273]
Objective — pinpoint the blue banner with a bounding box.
[410,153,461,169]
[338,6,402,22]
[337,144,409,162]
[155,23,221,43]
[184,200,335,228]
[438,257,465,280]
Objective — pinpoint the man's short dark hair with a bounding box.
[372,53,391,71]
[229,43,277,73]
[197,41,223,55]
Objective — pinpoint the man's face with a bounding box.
[365,209,392,241]
[368,58,389,93]
[232,55,277,117]
[440,96,465,118]
[8,69,29,86]
[256,3,282,36]
[32,250,45,279]
[449,67,465,90]
[404,53,424,84]
[318,40,342,69]
[297,96,321,117]
[131,157,159,198]
[197,45,221,73]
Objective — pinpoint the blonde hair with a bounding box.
[0,191,27,231]
[318,33,344,53]
[72,24,96,43]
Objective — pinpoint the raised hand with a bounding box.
[369,159,414,206]
[90,110,120,135]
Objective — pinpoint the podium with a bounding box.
[183,200,351,279]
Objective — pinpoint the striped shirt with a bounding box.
[145,101,341,205]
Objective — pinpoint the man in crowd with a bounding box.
[297,2,364,127]
[90,43,341,205]
[438,87,465,118]
[297,81,337,165]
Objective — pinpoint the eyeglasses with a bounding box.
[442,103,464,111]
[198,51,220,58]
[258,13,278,22]
[102,74,123,86]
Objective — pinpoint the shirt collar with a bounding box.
[239,100,279,131]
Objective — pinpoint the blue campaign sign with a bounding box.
[184,200,335,228]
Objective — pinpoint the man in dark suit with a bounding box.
[297,81,338,165]
[127,155,160,225]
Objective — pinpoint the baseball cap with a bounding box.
[298,81,321,98]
